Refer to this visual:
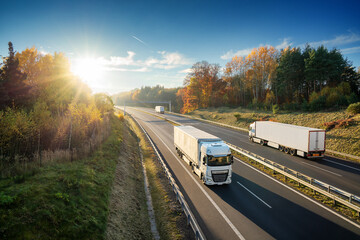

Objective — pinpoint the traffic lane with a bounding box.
[226,161,360,239]
[157,110,360,196]
[126,109,250,239]
[128,109,360,239]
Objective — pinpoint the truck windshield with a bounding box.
[207,155,232,166]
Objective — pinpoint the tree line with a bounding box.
[114,44,359,113]
[0,42,114,176]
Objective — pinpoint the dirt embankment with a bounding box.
[106,121,194,239]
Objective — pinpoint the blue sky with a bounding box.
[1,0,360,94]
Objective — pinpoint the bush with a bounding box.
[309,95,326,111]
[347,93,359,104]
[272,104,279,114]
[301,99,310,111]
[346,102,360,115]
[234,113,242,121]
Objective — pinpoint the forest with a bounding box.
[0,42,114,177]
[113,45,360,114]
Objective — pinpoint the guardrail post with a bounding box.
[328,185,331,193]
[349,195,352,203]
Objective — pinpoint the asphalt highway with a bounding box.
[136,107,360,197]
[125,107,360,240]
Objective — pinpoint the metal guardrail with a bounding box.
[125,107,360,216]
[167,111,248,132]
[165,111,360,161]
[226,142,360,216]
[125,111,206,240]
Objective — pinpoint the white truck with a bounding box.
[249,121,326,158]
[174,126,233,185]
[155,106,164,114]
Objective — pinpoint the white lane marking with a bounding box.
[234,157,360,229]
[138,117,246,240]
[323,158,360,172]
[237,182,272,208]
[301,161,342,177]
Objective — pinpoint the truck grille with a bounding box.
[211,170,229,182]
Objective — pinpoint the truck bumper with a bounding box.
[205,176,232,185]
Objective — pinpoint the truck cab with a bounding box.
[195,142,233,185]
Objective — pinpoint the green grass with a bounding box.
[0,114,151,239]
[187,107,360,158]
[125,113,191,240]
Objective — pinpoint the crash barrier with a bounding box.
[124,107,360,217]
[125,111,206,240]
[227,142,360,216]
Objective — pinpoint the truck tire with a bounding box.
[260,140,265,146]
[249,136,253,142]
[290,149,296,156]
[284,147,290,154]
[279,145,284,151]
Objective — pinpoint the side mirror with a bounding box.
[202,156,206,165]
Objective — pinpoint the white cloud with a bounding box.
[275,38,292,50]
[103,66,149,72]
[221,48,253,60]
[178,68,192,74]
[221,38,292,60]
[76,50,191,73]
[308,33,360,48]
[340,46,360,55]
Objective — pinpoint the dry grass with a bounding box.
[187,107,360,157]
[124,113,193,240]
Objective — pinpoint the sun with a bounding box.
[71,58,103,84]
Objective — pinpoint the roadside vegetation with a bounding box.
[0,114,154,239]
[124,110,193,240]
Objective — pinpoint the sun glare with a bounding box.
[71,58,103,84]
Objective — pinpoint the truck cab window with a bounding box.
[207,155,232,166]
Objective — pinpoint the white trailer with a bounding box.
[249,121,325,158]
[174,126,233,185]
[155,106,164,114]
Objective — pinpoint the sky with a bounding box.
[1,0,360,95]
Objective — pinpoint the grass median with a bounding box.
[124,112,193,240]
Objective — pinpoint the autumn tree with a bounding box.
[245,46,278,102]
[0,42,28,109]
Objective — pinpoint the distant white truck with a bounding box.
[174,126,233,185]
[155,106,164,114]
[249,121,326,158]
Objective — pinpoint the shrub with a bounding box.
[347,93,359,104]
[272,104,279,114]
[346,102,360,115]
[301,99,310,111]
[326,91,340,107]
[309,95,326,111]
[234,113,241,121]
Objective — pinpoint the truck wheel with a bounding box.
[260,140,265,146]
[284,147,290,154]
[249,137,253,142]
[279,145,284,151]
[201,174,205,183]
[290,149,296,156]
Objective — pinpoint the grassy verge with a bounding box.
[232,151,360,223]
[124,112,193,240]
[186,107,360,159]
[0,114,151,239]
